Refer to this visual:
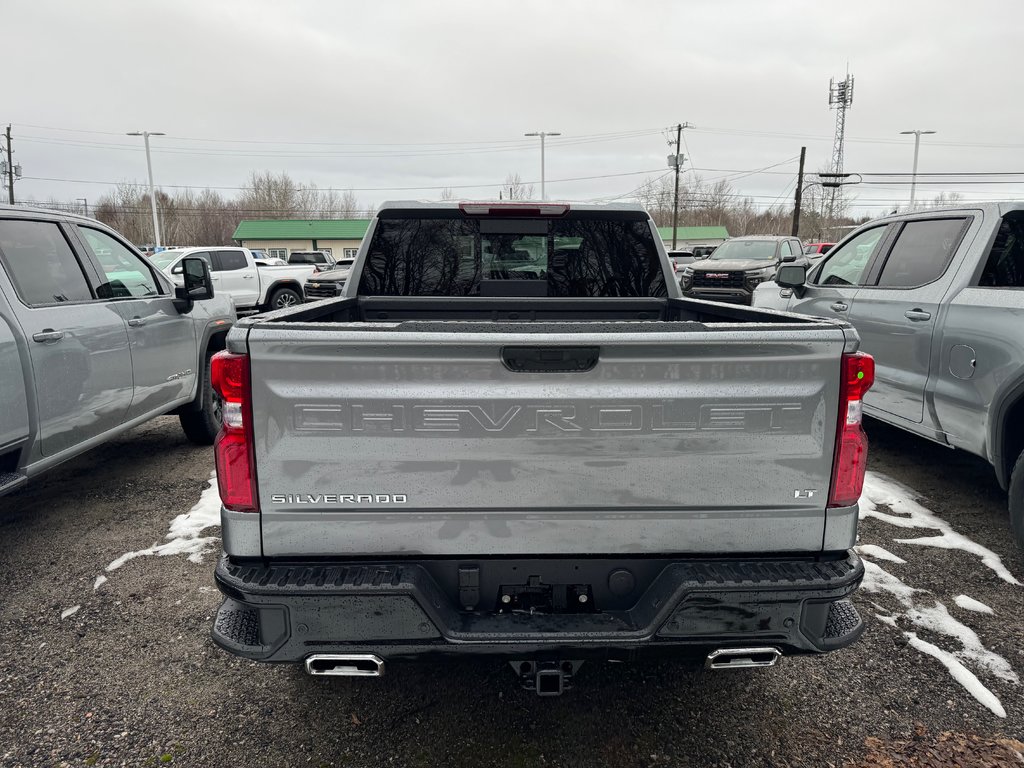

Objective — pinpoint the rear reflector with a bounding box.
[828,352,875,508]
[211,350,258,513]
[459,202,570,216]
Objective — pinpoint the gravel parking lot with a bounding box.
[1,416,1022,767]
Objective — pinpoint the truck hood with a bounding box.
[690,259,775,272]
[309,267,352,282]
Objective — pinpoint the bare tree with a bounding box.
[501,172,535,200]
[439,187,456,201]
[929,191,965,208]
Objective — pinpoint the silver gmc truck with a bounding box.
[754,202,1024,550]
[210,201,874,695]
[0,206,233,497]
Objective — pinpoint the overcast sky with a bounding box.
[5,0,1024,217]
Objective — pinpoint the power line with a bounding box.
[16,123,663,147]
[20,167,668,192]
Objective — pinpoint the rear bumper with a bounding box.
[212,552,865,663]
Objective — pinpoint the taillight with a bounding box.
[211,350,258,513]
[828,352,875,508]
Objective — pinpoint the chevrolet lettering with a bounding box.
[210,201,873,696]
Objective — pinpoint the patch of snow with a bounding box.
[860,559,922,604]
[856,544,906,564]
[93,575,107,591]
[106,473,222,572]
[861,560,1016,715]
[903,632,1006,718]
[954,595,994,615]
[60,605,80,620]
[859,472,1021,586]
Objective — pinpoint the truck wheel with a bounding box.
[1009,451,1024,550]
[179,353,221,445]
[269,287,301,310]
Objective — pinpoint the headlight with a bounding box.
[744,268,770,288]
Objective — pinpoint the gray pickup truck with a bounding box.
[210,201,874,695]
[0,206,233,497]
[753,202,1024,550]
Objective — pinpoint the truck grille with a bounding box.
[692,271,744,289]
[304,281,344,299]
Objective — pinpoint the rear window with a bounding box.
[357,213,667,297]
[289,252,330,264]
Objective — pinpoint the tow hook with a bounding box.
[510,660,583,696]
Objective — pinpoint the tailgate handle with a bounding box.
[501,346,600,373]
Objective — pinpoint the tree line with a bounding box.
[21,169,964,247]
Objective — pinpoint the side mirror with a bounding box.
[781,254,798,263]
[174,256,214,312]
[171,264,184,275]
[775,264,807,289]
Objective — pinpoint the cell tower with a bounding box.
[826,73,854,222]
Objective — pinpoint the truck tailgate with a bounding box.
[247,327,846,556]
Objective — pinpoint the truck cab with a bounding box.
[0,206,235,496]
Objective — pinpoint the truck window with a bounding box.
[874,218,967,288]
[979,213,1024,287]
[78,226,162,299]
[0,220,94,305]
[212,250,248,271]
[813,226,887,287]
[358,214,667,297]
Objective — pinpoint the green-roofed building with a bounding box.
[232,219,372,261]
[656,225,730,251]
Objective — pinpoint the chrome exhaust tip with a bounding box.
[305,653,385,677]
[705,647,782,670]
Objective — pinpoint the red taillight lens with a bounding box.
[828,352,875,508]
[211,350,258,513]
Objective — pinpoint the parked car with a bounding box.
[287,250,336,272]
[253,257,287,267]
[303,257,356,301]
[152,247,315,311]
[0,205,235,497]
[210,200,872,695]
[753,203,1024,548]
[679,235,806,304]
[804,242,835,257]
[666,250,698,275]
[692,245,717,258]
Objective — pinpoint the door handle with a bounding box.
[127,317,146,327]
[830,301,849,312]
[904,309,932,322]
[242,274,255,279]
[32,329,65,343]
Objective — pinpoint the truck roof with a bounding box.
[375,200,648,214]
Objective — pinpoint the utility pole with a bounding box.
[668,123,692,250]
[525,131,560,200]
[127,130,165,246]
[900,129,936,210]
[791,146,806,237]
[4,125,13,205]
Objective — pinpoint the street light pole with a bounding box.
[127,130,166,246]
[899,129,936,210]
[524,131,560,200]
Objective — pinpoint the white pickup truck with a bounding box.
[153,247,315,311]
